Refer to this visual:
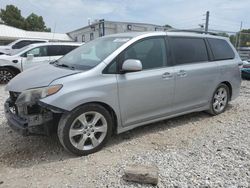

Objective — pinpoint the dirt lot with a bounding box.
[0,81,249,187]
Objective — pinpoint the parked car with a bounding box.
[0,42,82,83]
[4,31,241,156]
[241,61,250,79]
[0,39,48,55]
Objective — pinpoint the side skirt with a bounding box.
[116,105,209,134]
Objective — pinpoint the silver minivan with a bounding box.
[4,31,241,155]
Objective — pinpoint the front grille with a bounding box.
[9,91,20,103]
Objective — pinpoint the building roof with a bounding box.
[67,20,166,34]
[0,24,72,41]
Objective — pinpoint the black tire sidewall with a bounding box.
[58,104,113,156]
[210,84,229,115]
[0,68,15,84]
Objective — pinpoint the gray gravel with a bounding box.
[0,81,249,187]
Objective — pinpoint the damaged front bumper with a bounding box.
[4,98,63,136]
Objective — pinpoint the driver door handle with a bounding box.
[177,70,187,77]
[162,72,173,79]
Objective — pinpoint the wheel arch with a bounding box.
[0,66,21,75]
[221,81,232,100]
[72,101,118,135]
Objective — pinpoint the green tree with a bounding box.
[218,32,229,37]
[229,35,237,46]
[229,29,250,47]
[164,24,172,28]
[238,29,250,47]
[0,5,25,29]
[0,4,51,32]
[25,13,51,32]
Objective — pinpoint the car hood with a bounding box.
[6,64,82,92]
[0,46,10,52]
[0,45,10,49]
[0,54,13,60]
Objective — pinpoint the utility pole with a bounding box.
[238,21,243,50]
[205,11,210,33]
[235,21,243,51]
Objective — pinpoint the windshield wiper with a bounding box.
[54,62,75,70]
[50,60,57,64]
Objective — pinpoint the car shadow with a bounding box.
[0,108,229,169]
[107,111,212,148]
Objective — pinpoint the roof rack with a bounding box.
[167,29,219,36]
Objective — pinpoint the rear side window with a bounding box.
[12,40,32,49]
[48,45,78,56]
[169,37,208,65]
[30,41,46,44]
[207,38,235,60]
[61,45,78,55]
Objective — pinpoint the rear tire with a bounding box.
[57,104,113,156]
[208,83,229,115]
[0,68,15,84]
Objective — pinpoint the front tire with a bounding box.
[57,104,113,156]
[208,83,229,115]
[0,68,15,84]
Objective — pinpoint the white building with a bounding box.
[68,20,169,43]
[0,24,72,45]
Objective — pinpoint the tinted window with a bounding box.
[12,40,32,49]
[61,45,78,55]
[30,41,46,44]
[170,37,208,65]
[207,38,235,60]
[24,46,48,57]
[48,45,62,56]
[122,37,167,70]
[48,45,78,56]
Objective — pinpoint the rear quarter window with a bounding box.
[48,45,78,56]
[169,37,209,65]
[207,38,235,61]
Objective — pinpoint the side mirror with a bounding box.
[27,54,34,61]
[122,59,142,73]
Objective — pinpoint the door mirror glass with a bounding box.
[27,54,34,61]
[122,59,142,73]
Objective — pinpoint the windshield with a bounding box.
[56,36,131,70]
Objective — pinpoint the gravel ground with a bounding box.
[0,81,249,187]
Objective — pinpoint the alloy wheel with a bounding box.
[69,111,108,151]
[0,69,14,84]
[213,87,228,113]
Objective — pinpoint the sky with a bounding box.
[0,0,250,34]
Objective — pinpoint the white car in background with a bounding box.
[0,42,82,83]
[0,39,48,55]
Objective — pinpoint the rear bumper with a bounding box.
[4,99,55,136]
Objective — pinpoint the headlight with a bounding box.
[15,84,62,104]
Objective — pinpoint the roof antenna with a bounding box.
[52,21,57,42]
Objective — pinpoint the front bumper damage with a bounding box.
[4,92,64,136]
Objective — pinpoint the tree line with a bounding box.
[219,30,250,48]
[0,5,51,32]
